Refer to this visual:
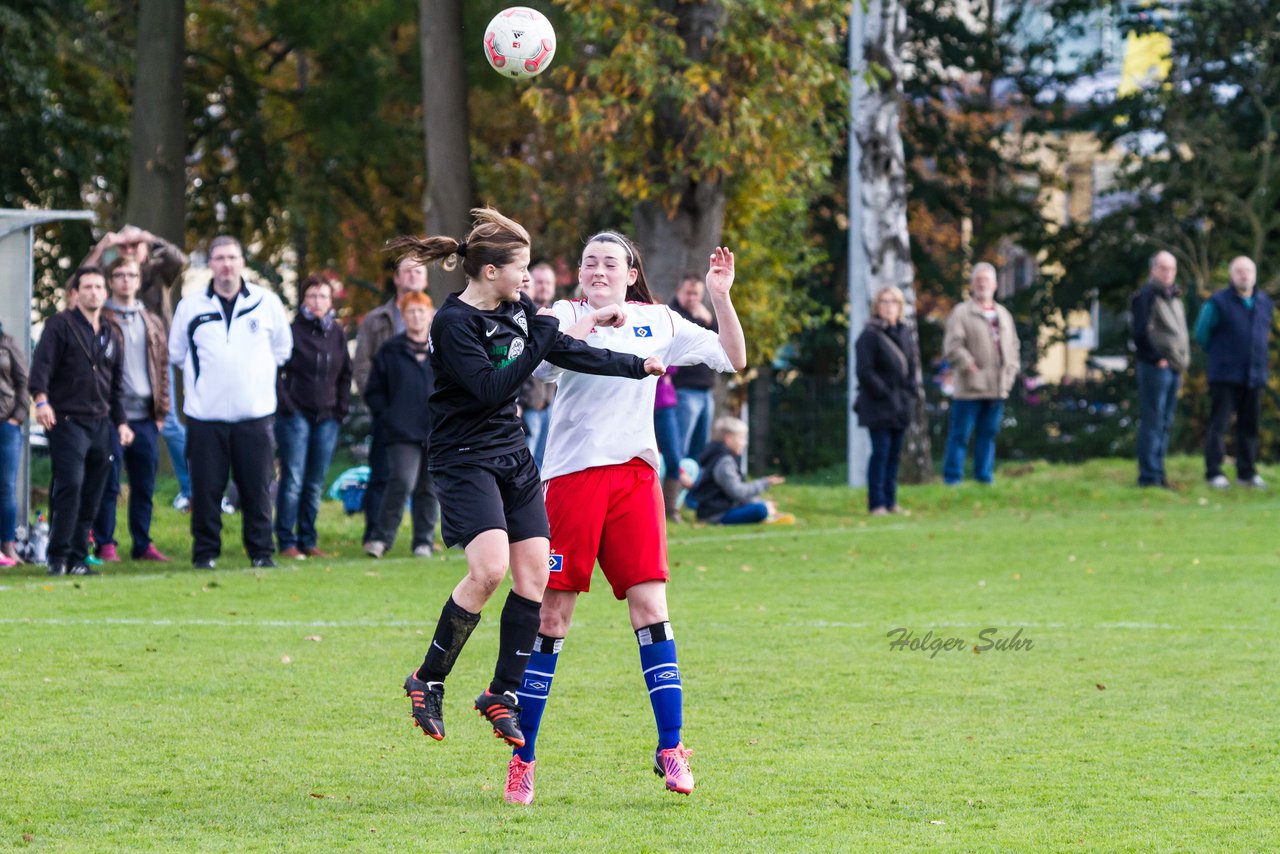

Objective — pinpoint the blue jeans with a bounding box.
[942,399,1004,484]
[0,421,20,541]
[720,502,769,524]
[1136,362,1181,486]
[522,406,549,469]
[275,414,340,550]
[163,364,191,497]
[654,405,683,481]
[867,428,905,510]
[675,387,714,460]
[93,419,160,556]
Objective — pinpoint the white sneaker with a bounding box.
[1207,475,1231,489]
[1237,475,1267,489]
[172,493,191,512]
[220,497,236,514]
[364,540,386,559]
[412,544,434,558]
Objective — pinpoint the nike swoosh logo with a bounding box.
[486,325,499,337]
[515,650,531,657]
[432,641,447,652]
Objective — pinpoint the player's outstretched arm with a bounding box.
[545,331,653,378]
[706,247,747,371]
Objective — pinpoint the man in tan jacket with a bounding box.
[941,263,1021,484]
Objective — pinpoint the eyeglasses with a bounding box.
[110,272,141,280]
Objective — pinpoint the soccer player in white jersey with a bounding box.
[503,232,746,804]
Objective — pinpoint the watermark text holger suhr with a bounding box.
[887,627,1034,658]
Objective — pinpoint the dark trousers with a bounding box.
[93,418,160,557]
[362,424,389,544]
[867,427,905,511]
[48,416,115,566]
[187,416,275,562]
[372,442,438,550]
[1205,381,1263,480]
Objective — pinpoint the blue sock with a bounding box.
[513,633,562,762]
[637,621,682,750]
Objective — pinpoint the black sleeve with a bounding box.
[108,328,126,426]
[433,314,562,407]
[335,332,353,422]
[27,315,63,396]
[364,349,390,418]
[1130,287,1160,363]
[276,354,296,416]
[543,331,649,378]
[855,331,891,399]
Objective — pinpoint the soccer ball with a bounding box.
[483,7,556,80]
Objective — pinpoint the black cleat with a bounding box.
[68,563,99,576]
[474,690,524,748]
[46,561,67,577]
[404,673,445,740]
[193,558,216,570]
[252,557,277,568]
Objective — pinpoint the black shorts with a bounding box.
[431,449,550,548]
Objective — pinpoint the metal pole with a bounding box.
[847,1,871,488]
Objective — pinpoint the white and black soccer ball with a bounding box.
[483,7,557,80]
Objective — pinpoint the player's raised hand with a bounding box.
[642,356,666,376]
[592,304,628,328]
[706,247,735,297]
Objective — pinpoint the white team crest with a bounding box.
[514,310,528,334]
[508,337,525,360]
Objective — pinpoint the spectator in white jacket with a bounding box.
[169,236,292,569]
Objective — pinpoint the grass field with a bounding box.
[3,456,1279,851]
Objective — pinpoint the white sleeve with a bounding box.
[664,309,734,372]
[531,299,578,383]
[168,299,189,367]
[270,296,293,365]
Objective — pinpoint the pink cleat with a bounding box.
[654,743,695,794]
[97,544,120,562]
[504,755,536,805]
[138,543,171,561]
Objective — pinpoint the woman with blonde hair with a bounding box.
[853,285,918,514]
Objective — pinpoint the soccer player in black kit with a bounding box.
[388,209,665,762]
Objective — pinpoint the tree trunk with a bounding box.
[633,185,726,303]
[857,0,932,482]
[419,0,474,305]
[124,0,186,246]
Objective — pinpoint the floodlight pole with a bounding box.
[847,2,871,488]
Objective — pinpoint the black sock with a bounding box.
[417,596,481,684]
[488,590,542,695]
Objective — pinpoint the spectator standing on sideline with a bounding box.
[169,237,291,569]
[91,256,171,562]
[854,285,918,515]
[518,261,557,467]
[689,417,790,525]
[28,268,134,575]
[362,292,438,558]
[354,256,428,546]
[668,274,718,460]
[653,368,690,522]
[275,275,352,559]
[940,263,1021,485]
[1195,256,1274,489]
[1130,250,1190,488]
[0,318,29,565]
[83,225,192,510]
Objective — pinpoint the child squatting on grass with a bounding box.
[687,416,794,525]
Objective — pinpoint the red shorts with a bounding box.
[544,458,669,600]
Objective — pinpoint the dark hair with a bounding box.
[104,255,139,279]
[679,272,704,289]
[208,235,243,256]
[583,231,657,304]
[68,265,105,291]
[299,274,335,301]
[385,207,530,286]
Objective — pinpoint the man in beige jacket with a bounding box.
[941,263,1021,484]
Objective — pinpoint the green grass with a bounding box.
[3,456,1279,851]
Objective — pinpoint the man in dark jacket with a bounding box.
[362,292,437,558]
[353,256,428,545]
[92,256,172,563]
[1130,250,1191,488]
[1193,256,1274,488]
[275,275,353,558]
[29,267,135,575]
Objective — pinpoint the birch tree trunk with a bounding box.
[856,0,932,482]
[419,0,474,304]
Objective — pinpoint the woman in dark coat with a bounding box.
[853,286,919,515]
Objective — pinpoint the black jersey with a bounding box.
[427,292,648,465]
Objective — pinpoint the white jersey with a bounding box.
[535,299,733,481]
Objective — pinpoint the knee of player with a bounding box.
[468,562,508,594]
